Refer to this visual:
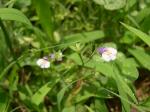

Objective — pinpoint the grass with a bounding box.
[0,0,150,112]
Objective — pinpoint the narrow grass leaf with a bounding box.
[33,0,54,42]
[128,48,150,71]
[57,85,68,111]
[85,105,95,112]
[117,82,131,112]
[121,22,150,47]
[64,30,104,44]
[0,89,9,112]
[31,78,60,105]
[0,8,32,26]
[95,100,109,112]
[113,65,138,104]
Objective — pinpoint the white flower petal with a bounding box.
[111,55,117,60]
[102,53,112,62]
[107,47,117,55]
[36,58,50,68]
[101,47,117,62]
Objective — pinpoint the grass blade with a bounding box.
[0,8,32,26]
[121,22,150,47]
[31,78,60,105]
[33,0,54,42]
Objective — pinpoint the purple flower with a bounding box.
[97,47,107,54]
[97,47,117,62]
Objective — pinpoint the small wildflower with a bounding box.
[36,57,50,68]
[98,47,117,62]
[56,51,63,61]
[50,53,55,59]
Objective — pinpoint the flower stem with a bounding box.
[78,53,84,66]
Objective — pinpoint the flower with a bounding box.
[36,57,50,68]
[97,47,117,62]
[50,53,55,59]
[57,51,63,61]
[49,51,63,61]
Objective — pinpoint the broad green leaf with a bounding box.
[64,30,104,44]
[33,0,54,42]
[0,8,32,26]
[86,60,113,77]
[0,89,9,112]
[121,22,150,47]
[128,48,150,71]
[116,58,139,81]
[31,78,60,105]
[69,53,113,77]
[93,0,126,10]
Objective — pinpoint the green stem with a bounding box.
[78,53,84,66]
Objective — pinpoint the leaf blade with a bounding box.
[0,8,32,26]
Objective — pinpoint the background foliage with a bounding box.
[0,0,150,112]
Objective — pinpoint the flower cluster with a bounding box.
[36,47,117,68]
[97,47,117,62]
[36,51,63,69]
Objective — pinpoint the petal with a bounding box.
[44,62,50,68]
[36,59,44,66]
[97,47,107,54]
[110,54,117,60]
[36,58,50,68]
[102,53,112,62]
[107,47,117,55]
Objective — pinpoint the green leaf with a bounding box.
[116,58,139,81]
[62,106,76,112]
[113,65,138,104]
[121,22,150,47]
[57,85,68,111]
[69,53,113,77]
[128,48,150,71]
[94,100,109,112]
[31,78,60,105]
[125,0,137,11]
[117,82,131,112]
[135,7,150,23]
[85,105,95,112]
[0,8,32,26]
[33,0,54,42]
[64,30,104,44]
[93,0,126,10]
[0,89,9,112]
